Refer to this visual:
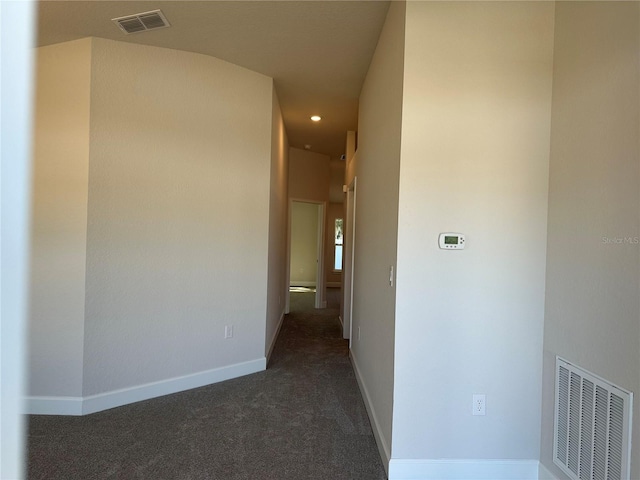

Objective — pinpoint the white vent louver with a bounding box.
[112,10,170,35]
[554,357,633,480]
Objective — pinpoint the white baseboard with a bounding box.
[266,309,286,364]
[388,459,540,480]
[25,396,84,416]
[26,357,266,416]
[350,351,391,475]
[537,461,558,480]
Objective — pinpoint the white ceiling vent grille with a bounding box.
[554,357,633,480]
[112,10,170,35]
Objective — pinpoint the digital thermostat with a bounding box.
[439,233,465,250]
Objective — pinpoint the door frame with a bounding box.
[286,199,327,312]
[342,177,357,344]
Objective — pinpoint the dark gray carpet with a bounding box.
[27,289,387,479]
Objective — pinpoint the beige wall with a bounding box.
[29,38,276,408]
[265,88,289,359]
[345,132,358,186]
[29,38,92,398]
[350,1,406,468]
[329,159,346,204]
[82,38,273,396]
[393,0,554,466]
[288,147,331,298]
[289,201,319,286]
[540,3,640,478]
[288,147,330,202]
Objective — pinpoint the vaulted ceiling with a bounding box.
[36,1,390,159]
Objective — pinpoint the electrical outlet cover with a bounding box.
[472,394,486,415]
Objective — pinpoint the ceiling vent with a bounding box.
[112,10,170,35]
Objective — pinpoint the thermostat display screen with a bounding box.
[439,233,465,249]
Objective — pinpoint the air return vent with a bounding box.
[112,10,170,35]
[554,357,633,480]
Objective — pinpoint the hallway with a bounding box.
[27,288,386,479]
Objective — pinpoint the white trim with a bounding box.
[350,351,391,473]
[314,202,326,309]
[343,177,356,343]
[25,396,84,416]
[537,461,558,480]
[2,3,35,476]
[25,358,266,416]
[285,198,292,315]
[266,309,286,364]
[388,459,540,480]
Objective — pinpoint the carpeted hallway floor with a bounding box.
[27,288,387,479]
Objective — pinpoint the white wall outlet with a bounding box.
[224,325,233,339]
[358,326,361,340]
[472,394,486,415]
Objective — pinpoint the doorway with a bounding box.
[286,200,326,312]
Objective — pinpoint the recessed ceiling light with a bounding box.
[310,116,322,122]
